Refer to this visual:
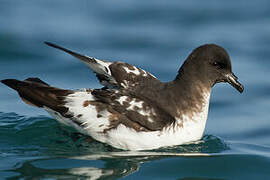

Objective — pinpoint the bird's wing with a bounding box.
[89,89,175,131]
[45,42,159,89]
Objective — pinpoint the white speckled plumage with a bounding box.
[117,96,128,105]
[122,66,141,75]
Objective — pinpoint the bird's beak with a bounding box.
[226,73,244,93]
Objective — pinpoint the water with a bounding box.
[1,0,270,179]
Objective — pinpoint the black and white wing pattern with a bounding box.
[89,89,176,131]
[45,42,159,89]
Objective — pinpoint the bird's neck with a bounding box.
[169,70,212,122]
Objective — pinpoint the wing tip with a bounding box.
[44,41,61,49]
[44,41,81,58]
[44,41,51,46]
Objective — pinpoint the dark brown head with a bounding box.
[177,44,244,93]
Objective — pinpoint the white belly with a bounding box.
[105,110,209,150]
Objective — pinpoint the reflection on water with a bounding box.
[6,146,270,179]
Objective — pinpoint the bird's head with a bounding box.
[178,44,244,93]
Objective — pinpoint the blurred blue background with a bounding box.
[1,0,270,179]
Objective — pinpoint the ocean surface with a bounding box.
[1,0,270,179]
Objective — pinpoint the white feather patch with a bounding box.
[123,66,141,75]
[117,96,128,105]
[126,99,143,110]
[126,99,154,121]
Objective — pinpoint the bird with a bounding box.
[1,42,244,150]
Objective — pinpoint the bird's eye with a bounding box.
[212,61,226,69]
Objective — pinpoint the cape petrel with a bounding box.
[1,42,244,150]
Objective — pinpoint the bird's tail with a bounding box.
[1,78,73,115]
